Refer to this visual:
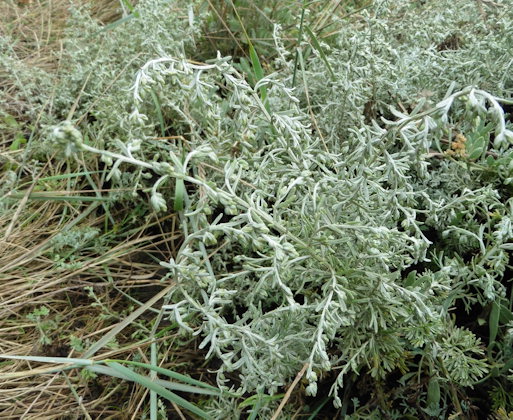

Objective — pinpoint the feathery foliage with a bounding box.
[2,0,513,418]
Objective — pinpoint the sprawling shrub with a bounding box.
[4,0,513,417]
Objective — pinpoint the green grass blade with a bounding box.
[87,364,132,380]
[305,25,335,80]
[105,359,221,392]
[105,362,211,419]
[249,44,264,82]
[0,355,93,365]
[0,355,91,378]
[174,178,185,211]
[249,44,269,113]
[150,341,157,420]
[154,379,221,396]
[86,365,217,395]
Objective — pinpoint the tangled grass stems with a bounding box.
[0,192,191,417]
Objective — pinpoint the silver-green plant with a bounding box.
[47,47,513,415]
[4,0,513,417]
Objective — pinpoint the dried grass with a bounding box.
[0,171,185,417]
[0,1,195,418]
